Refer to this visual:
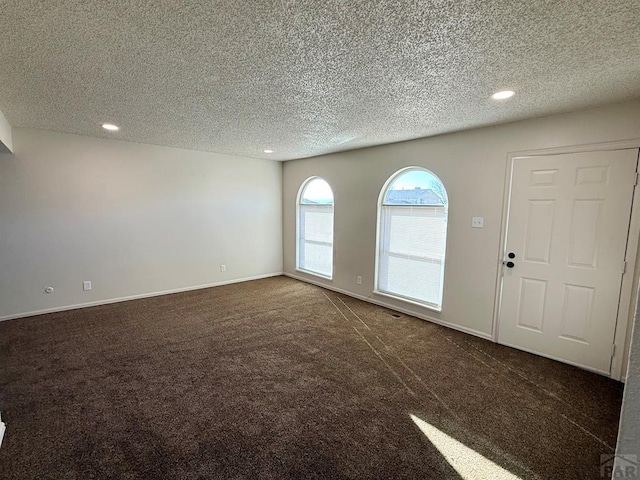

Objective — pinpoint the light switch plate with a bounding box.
[472,217,484,228]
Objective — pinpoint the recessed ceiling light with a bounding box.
[491,90,515,100]
[101,123,120,131]
[263,149,274,153]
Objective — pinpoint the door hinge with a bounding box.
[611,344,616,358]
[635,172,639,186]
[623,261,627,274]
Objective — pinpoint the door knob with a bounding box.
[508,252,516,259]
[505,261,515,268]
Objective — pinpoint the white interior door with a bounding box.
[498,149,638,374]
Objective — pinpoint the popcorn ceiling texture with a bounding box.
[0,0,638,161]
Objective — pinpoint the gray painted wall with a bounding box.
[0,128,283,319]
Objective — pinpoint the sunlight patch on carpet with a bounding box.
[410,414,522,480]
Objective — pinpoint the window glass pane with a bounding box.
[301,178,334,205]
[302,206,334,243]
[381,255,443,305]
[302,242,333,277]
[387,207,446,259]
[384,169,447,205]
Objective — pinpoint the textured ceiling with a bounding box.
[0,0,639,161]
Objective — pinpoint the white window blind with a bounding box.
[299,204,334,277]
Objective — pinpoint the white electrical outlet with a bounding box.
[357,276,362,285]
[220,265,226,272]
[83,281,92,291]
[472,217,484,228]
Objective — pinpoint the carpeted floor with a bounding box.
[0,276,624,479]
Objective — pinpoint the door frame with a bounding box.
[492,139,640,381]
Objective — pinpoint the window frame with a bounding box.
[374,167,448,311]
[296,176,335,280]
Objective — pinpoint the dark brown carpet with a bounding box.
[0,276,623,479]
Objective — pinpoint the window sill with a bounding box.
[373,290,442,313]
[295,268,333,281]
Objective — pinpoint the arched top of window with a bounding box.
[383,168,447,206]
[300,177,334,205]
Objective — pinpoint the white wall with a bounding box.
[0,128,283,319]
[616,307,640,465]
[283,101,640,343]
[0,108,12,153]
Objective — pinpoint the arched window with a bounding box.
[376,168,448,310]
[297,177,334,278]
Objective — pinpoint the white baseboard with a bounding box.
[284,272,492,340]
[0,272,284,322]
